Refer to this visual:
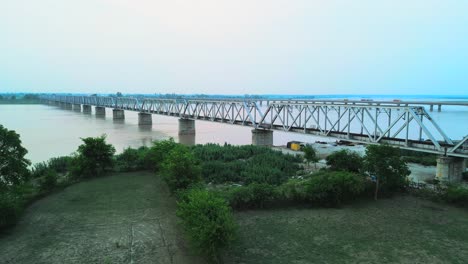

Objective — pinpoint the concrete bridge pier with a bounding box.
[73,104,81,111]
[252,129,273,146]
[178,118,195,135]
[436,156,466,182]
[138,113,152,126]
[65,103,73,110]
[95,106,106,117]
[437,104,442,112]
[112,109,125,120]
[429,105,434,112]
[82,105,92,114]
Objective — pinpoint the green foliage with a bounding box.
[38,170,58,192]
[0,191,23,230]
[277,178,309,202]
[462,171,468,181]
[400,149,437,166]
[145,138,178,171]
[161,145,202,192]
[0,125,31,190]
[364,145,410,195]
[302,144,319,165]
[177,188,236,263]
[306,171,366,207]
[114,146,149,172]
[225,183,277,209]
[72,135,116,178]
[326,149,363,173]
[192,144,301,185]
[444,185,468,207]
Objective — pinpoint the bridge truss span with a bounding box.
[42,95,468,158]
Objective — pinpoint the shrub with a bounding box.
[306,171,366,207]
[71,135,116,178]
[177,188,236,263]
[444,185,468,207]
[278,178,309,203]
[47,156,73,173]
[326,149,363,173]
[0,125,31,189]
[145,138,178,171]
[161,145,202,193]
[0,191,23,230]
[303,144,319,167]
[115,147,148,172]
[226,183,277,209]
[38,170,58,192]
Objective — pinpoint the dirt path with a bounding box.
[0,172,202,264]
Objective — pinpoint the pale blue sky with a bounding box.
[1,0,467,95]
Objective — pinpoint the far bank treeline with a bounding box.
[1,124,468,263]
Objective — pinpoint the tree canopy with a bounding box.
[0,125,30,189]
[72,135,116,178]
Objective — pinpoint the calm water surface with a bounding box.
[0,104,467,164]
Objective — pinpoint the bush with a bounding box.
[145,138,178,171]
[114,147,149,172]
[38,170,58,192]
[161,145,202,193]
[47,156,74,173]
[326,149,363,173]
[306,171,366,207]
[226,183,277,209]
[71,135,116,178]
[444,185,468,207]
[0,191,23,230]
[277,178,309,203]
[177,188,236,263]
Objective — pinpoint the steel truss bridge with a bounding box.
[41,95,468,158]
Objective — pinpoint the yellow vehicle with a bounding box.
[287,141,305,151]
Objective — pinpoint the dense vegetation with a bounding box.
[1,125,467,262]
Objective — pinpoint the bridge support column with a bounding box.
[138,113,152,125]
[436,156,465,182]
[95,106,106,117]
[65,103,73,110]
[251,129,273,146]
[112,109,125,120]
[82,105,92,114]
[429,105,434,112]
[437,104,442,112]
[178,118,195,135]
[73,104,81,111]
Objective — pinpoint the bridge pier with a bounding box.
[252,129,273,146]
[64,103,73,110]
[112,109,125,120]
[178,118,195,135]
[138,113,152,125]
[436,156,466,182]
[95,106,106,117]
[429,105,434,112]
[73,104,81,111]
[437,104,442,112]
[82,105,92,114]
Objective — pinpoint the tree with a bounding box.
[326,149,363,173]
[364,145,410,200]
[0,125,30,190]
[72,135,116,178]
[302,144,319,168]
[161,145,201,192]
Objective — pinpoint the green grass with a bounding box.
[223,195,468,264]
[0,172,203,264]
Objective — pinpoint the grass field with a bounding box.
[223,195,468,264]
[0,172,202,264]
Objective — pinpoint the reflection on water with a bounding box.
[0,104,466,164]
